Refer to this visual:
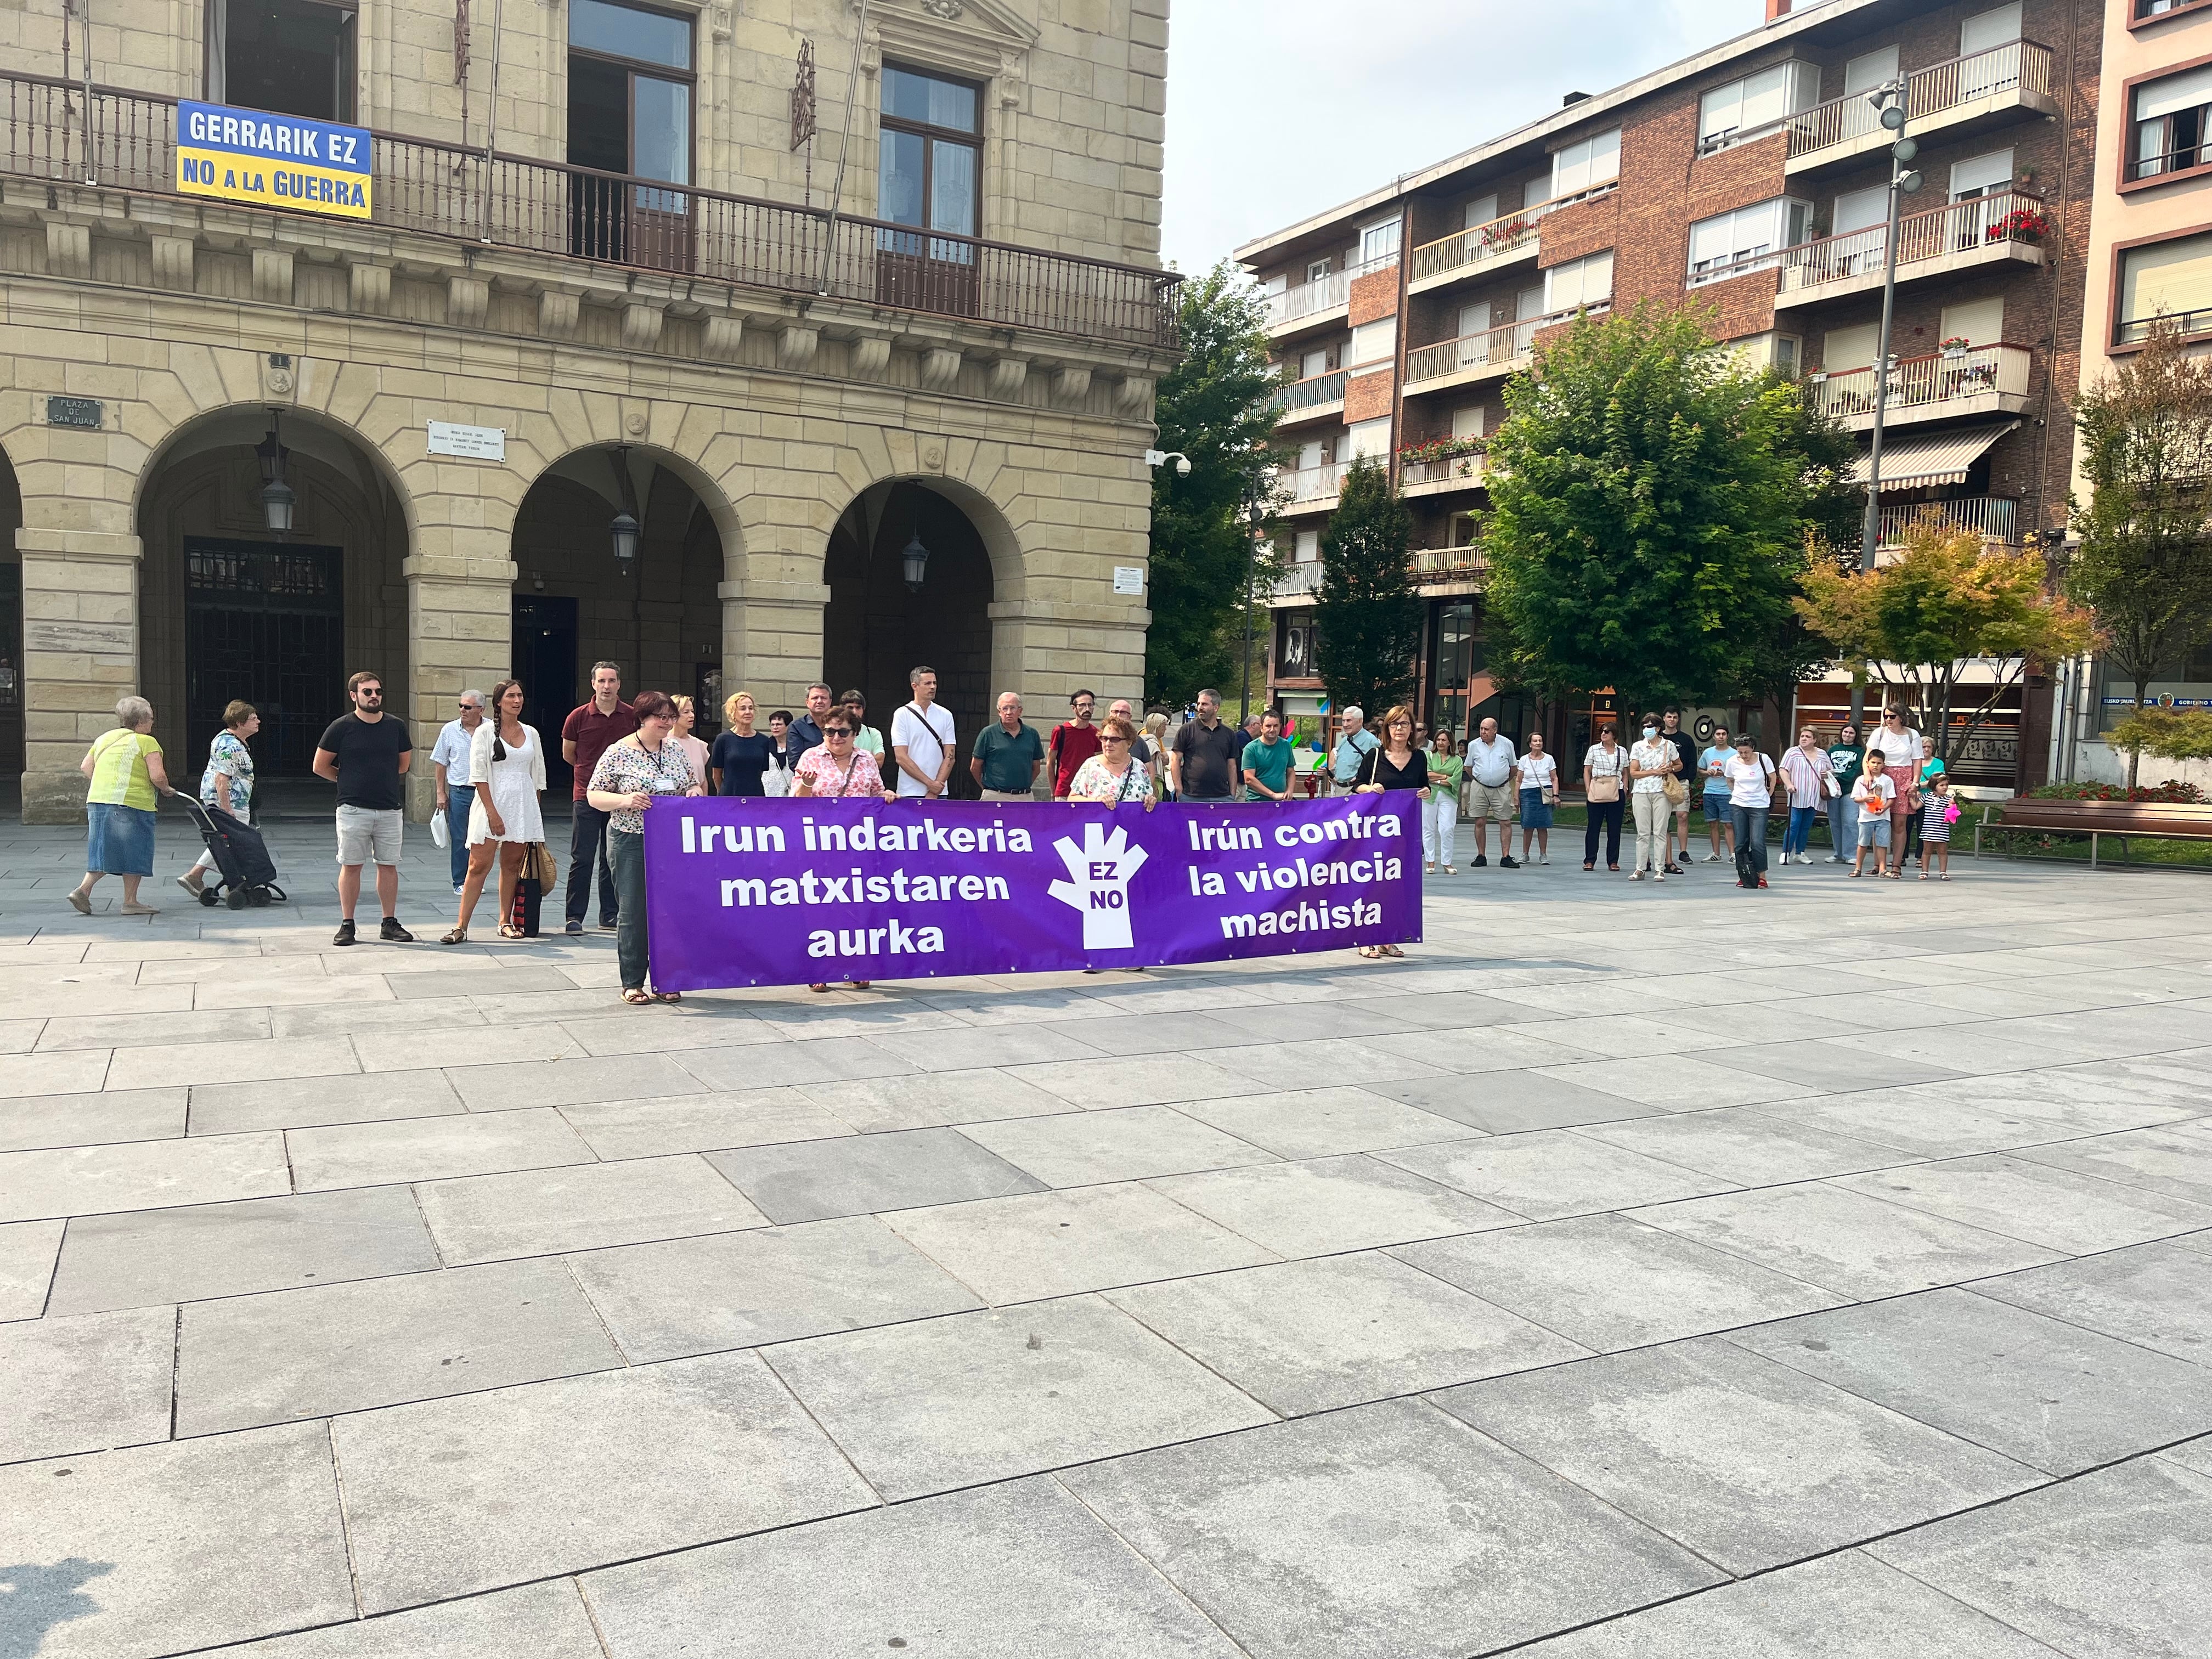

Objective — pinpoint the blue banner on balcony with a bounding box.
[177,101,371,221]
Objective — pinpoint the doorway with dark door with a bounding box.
[514,595,579,798]
[566,0,695,270]
[184,538,345,791]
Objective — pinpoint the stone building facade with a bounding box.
[1242,0,2098,789]
[0,0,1175,819]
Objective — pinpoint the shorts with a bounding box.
[1857,816,1892,849]
[1703,793,1730,821]
[1671,792,1691,816]
[1468,780,1515,819]
[335,805,404,866]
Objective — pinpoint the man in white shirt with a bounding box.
[430,689,486,896]
[891,665,957,799]
[1464,716,1519,869]
[1329,706,1378,795]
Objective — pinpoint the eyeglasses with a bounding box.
[1099,735,1129,746]
[824,729,853,738]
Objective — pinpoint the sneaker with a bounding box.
[1704,852,1722,862]
[177,869,206,897]
[379,917,415,943]
[333,919,357,947]
[565,920,583,936]
[600,918,620,932]
[1471,854,1487,868]
[1499,855,1519,869]
[453,883,467,896]
[1655,873,1666,883]
[1539,854,1550,865]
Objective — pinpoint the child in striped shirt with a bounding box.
[1918,771,1954,881]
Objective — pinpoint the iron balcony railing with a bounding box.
[1407,179,1618,286]
[1272,562,1325,600]
[1277,461,1350,507]
[1779,191,2050,294]
[1808,343,2034,420]
[0,70,1177,348]
[1405,318,1538,385]
[1787,40,2053,159]
[2117,303,2212,345]
[1268,367,1350,416]
[1265,268,1350,328]
[1874,497,2021,546]
[1401,452,1486,487]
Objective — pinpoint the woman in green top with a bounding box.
[1424,729,1466,873]
[1824,720,1865,865]
[70,695,179,916]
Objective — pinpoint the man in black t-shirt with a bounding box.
[1170,688,1244,802]
[313,670,415,946]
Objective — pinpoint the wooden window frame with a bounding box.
[879,60,985,241]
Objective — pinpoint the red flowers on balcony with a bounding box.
[1986,206,2050,245]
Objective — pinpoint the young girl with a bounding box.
[1850,750,1895,879]
[1919,771,1955,880]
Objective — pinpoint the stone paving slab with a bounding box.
[5,826,2212,1657]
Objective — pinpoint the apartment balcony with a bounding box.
[1271,561,1325,603]
[1268,368,1350,425]
[1403,319,1537,394]
[1401,451,1488,497]
[0,70,1176,348]
[1264,268,1350,338]
[1412,546,1489,589]
[1871,496,2021,551]
[1407,180,1618,297]
[1808,343,2034,431]
[1777,193,2049,308]
[1274,461,1350,515]
[1785,41,2058,178]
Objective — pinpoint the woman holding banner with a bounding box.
[587,690,699,1007]
[793,713,899,994]
[1352,705,1429,960]
[1066,715,1157,809]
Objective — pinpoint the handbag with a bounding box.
[1586,755,1621,805]
[1662,775,1688,806]
[529,842,559,889]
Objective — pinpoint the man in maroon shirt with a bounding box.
[560,661,638,935]
[1047,688,1102,800]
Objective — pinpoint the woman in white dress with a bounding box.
[443,679,547,944]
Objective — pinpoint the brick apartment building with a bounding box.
[0,0,1174,820]
[1240,0,2101,789]
[2063,0,2212,783]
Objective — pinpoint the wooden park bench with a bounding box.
[1974,798,2212,870]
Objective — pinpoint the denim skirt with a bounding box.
[86,802,156,876]
[1518,787,1554,830]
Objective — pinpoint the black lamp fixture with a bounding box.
[900,523,930,592]
[609,444,640,568]
[255,412,294,535]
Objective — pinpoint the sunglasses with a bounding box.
[1099,735,1129,745]
[824,729,853,738]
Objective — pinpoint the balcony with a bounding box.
[1274,461,1350,514]
[1404,319,1538,393]
[1808,343,2034,430]
[1268,368,1350,424]
[0,70,1177,349]
[1412,546,1489,586]
[1785,41,2058,177]
[1271,561,1325,602]
[1406,181,1618,296]
[1265,268,1350,336]
[1401,451,1488,496]
[1778,193,2050,307]
[1872,496,2021,550]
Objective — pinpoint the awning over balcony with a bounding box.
[1847,421,2018,490]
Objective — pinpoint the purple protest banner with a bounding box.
[642,795,1421,990]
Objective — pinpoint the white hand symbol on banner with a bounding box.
[1047,820,1150,951]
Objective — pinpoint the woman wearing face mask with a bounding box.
[1626,718,1679,882]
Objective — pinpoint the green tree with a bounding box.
[1144,262,1282,707]
[1482,301,1856,717]
[2106,707,2212,765]
[1313,457,1423,720]
[1796,521,2097,769]
[2066,318,2212,785]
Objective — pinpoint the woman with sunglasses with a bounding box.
[793,714,900,992]
[585,690,702,1006]
[1350,704,1429,960]
[1064,715,1158,809]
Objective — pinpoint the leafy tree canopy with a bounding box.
[1482,301,1857,715]
[1145,262,1282,707]
[1314,457,1424,721]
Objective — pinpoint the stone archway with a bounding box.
[135,407,411,809]
[823,481,996,799]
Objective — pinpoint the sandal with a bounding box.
[498,924,527,940]
[809,983,831,993]
[1582,862,1595,872]
[441,927,468,945]
[1382,944,1406,958]
[620,988,653,1006]
[651,990,681,1003]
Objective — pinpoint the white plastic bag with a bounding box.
[430,810,450,850]
[762,756,793,798]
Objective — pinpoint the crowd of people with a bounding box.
[67,670,1962,1002]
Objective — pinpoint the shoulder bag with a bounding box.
[1586,748,1621,805]
[1661,748,1688,806]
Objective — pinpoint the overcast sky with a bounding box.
[1160,0,1764,275]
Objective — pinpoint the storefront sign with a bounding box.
[177,100,372,221]
[644,797,1420,990]
[427,421,508,461]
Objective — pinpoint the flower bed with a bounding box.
[2029,780,2207,804]
[1396,437,1485,466]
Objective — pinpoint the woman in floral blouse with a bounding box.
[793,713,899,994]
[179,699,259,898]
[586,690,703,1006]
[1065,715,1157,809]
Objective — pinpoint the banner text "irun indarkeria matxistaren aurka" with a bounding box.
[641,797,1421,990]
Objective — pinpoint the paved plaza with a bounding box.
[2,818,2211,1657]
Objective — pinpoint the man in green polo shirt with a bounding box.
[1242,709,1295,803]
[970,690,1046,802]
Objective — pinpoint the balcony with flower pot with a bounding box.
[1776,191,2050,309]
[1807,342,2034,430]
[1398,438,1488,498]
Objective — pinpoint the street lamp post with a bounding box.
[1852,79,1923,727]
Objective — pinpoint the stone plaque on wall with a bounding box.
[26,620,135,654]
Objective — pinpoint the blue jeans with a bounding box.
[1827,791,1857,860]
[445,786,475,887]
[1732,804,1769,874]
[610,827,650,990]
[1784,803,1817,856]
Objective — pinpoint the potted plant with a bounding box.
[1987,206,2050,246]
[1940,335,1972,359]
